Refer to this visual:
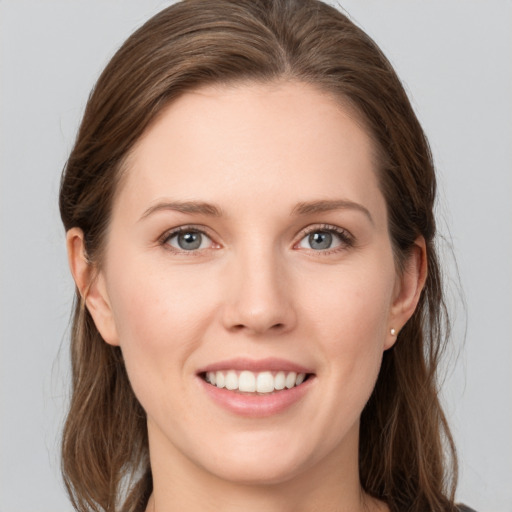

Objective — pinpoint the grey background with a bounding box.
[1,1,511,511]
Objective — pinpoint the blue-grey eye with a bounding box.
[298,229,344,251]
[309,231,332,250]
[167,230,211,251]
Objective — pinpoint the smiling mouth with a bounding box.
[200,370,314,394]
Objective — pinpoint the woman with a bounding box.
[59,1,470,511]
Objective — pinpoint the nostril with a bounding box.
[229,322,285,333]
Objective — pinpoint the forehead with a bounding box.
[116,80,385,224]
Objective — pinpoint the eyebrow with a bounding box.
[291,199,374,224]
[139,198,373,224]
[139,200,223,221]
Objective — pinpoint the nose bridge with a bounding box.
[222,238,296,335]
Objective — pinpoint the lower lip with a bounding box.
[198,376,315,418]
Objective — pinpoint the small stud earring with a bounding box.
[390,328,396,336]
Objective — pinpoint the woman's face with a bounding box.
[77,81,422,486]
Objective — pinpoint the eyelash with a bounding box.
[159,225,217,255]
[158,223,355,255]
[296,224,355,255]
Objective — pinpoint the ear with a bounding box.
[385,236,427,349]
[66,228,120,346]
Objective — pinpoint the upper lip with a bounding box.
[197,357,314,375]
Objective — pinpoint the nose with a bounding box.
[221,246,297,336]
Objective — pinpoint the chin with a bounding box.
[193,432,319,486]
[204,457,306,486]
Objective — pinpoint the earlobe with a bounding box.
[386,237,427,348]
[66,228,120,346]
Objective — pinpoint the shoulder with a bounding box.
[457,505,478,512]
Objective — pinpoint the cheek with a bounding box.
[108,242,212,325]
[303,261,394,349]
[105,257,219,379]
[300,255,395,400]
[103,260,225,431]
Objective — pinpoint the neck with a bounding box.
[145,424,385,512]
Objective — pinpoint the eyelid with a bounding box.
[157,223,354,255]
[294,223,355,252]
[158,224,220,253]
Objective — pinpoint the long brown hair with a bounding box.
[59,1,457,511]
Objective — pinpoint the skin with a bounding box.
[67,81,426,512]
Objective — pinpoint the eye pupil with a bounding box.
[309,231,332,250]
[178,231,202,250]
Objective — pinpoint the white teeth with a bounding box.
[205,369,309,394]
[256,371,274,393]
[285,371,297,389]
[274,371,286,390]
[225,371,238,390]
[239,371,256,392]
[216,371,225,388]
